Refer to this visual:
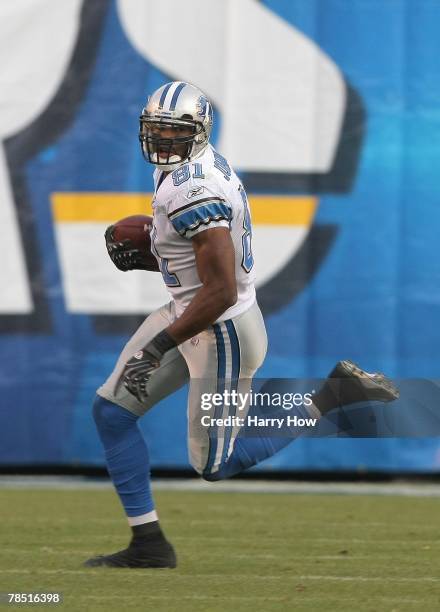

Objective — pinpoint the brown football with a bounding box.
[112,214,158,271]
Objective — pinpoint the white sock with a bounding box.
[127,510,158,527]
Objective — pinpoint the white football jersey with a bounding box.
[150,144,256,321]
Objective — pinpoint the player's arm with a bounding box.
[166,227,237,342]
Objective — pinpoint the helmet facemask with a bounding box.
[139,118,206,171]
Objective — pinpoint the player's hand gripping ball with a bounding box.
[105,215,158,272]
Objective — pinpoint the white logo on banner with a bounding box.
[2,0,346,316]
[57,0,346,315]
[0,0,82,313]
[117,0,345,172]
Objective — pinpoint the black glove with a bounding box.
[105,225,150,272]
[117,330,177,402]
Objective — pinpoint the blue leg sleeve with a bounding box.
[93,395,154,517]
[203,380,318,482]
[203,435,292,481]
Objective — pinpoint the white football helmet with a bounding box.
[139,81,213,171]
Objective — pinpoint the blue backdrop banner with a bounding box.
[1,0,439,472]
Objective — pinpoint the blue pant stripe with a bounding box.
[205,323,226,474]
[220,320,241,465]
[225,320,240,382]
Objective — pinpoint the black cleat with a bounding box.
[314,359,399,415]
[329,360,400,403]
[84,534,177,569]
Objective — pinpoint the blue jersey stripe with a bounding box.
[168,82,186,111]
[170,202,232,236]
[168,196,226,219]
[169,200,231,222]
[158,82,173,109]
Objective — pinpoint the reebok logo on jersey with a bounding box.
[187,186,204,199]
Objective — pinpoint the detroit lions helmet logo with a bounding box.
[196,95,210,119]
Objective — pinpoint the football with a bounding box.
[111,214,158,271]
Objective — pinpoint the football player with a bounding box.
[85,82,399,569]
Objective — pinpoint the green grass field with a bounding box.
[0,488,439,611]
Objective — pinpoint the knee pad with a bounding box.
[92,395,137,433]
